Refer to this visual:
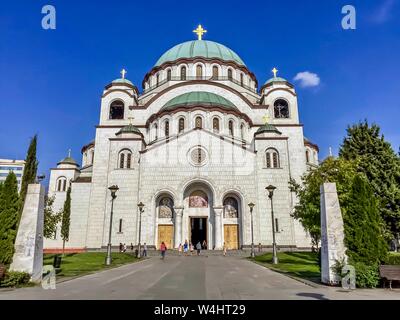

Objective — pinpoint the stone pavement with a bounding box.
[0,255,399,300]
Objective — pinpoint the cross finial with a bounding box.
[272,67,278,78]
[193,24,207,40]
[128,116,134,125]
[68,149,71,158]
[120,68,127,79]
[262,114,270,124]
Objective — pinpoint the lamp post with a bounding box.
[106,185,119,265]
[266,185,278,264]
[248,202,255,258]
[137,202,145,258]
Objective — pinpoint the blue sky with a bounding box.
[1,0,399,181]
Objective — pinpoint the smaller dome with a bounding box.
[112,78,134,86]
[162,91,236,112]
[264,77,287,85]
[116,123,142,135]
[255,123,281,135]
[57,156,78,166]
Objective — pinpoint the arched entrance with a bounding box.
[222,194,242,249]
[182,181,215,249]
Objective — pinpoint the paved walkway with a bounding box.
[0,255,399,300]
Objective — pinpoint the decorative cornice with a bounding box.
[254,136,288,140]
[261,87,297,98]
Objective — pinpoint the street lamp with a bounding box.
[266,185,278,264]
[248,202,255,258]
[106,185,119,265]
[137,202,145,258]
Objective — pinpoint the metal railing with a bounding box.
[142,76,258,94]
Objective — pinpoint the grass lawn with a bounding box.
[253,252,320,281]
[43,252,138,278]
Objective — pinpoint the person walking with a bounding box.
[223,242,227,256]
[160,242,167,260]
[119,243,123,252]
[196,241,202,256]
[178,243,182,256]
[183,240,189,256]
[202,240,207,250]
[142,242,148,257]
[130,243,134,251]
[123,243,127,252]
[190,242,194,255]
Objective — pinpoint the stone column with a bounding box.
[320,183,348,285]
[10,184,45,282]
[213,206,223,250]
[174,207,183,248]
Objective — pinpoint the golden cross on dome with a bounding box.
[262,114,270,124]
[272,67,278,78]
[120,68,127,79]
[193,24,207,40]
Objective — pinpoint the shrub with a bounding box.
[0,271,31,287]
[386,253,400,265]
[353,262,380,288]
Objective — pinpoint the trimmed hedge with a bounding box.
[386,253,400,265]
[0,271,31,287]
[353,262,380,288]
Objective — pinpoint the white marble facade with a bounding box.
[44,34,319,251]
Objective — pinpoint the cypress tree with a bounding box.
[61,185,71,255]
[20,135,38,206]
[339,120,400,240]
[0,172,21,265]
[343,174,387,265]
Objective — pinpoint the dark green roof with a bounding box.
[162,91,236,112]
[116,124,142,135]
[58,156,77,165]
[112,78,134,86]
[255,123,281,135]
[155,40,245,67]
[264,77,287,85]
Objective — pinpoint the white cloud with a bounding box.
[372,0,395,24]
[293,71,320,88]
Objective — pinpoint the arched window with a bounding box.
[212,66,219,79]
[91,150,94,164]
[180,66,187,80]
[240,73,244,86]
[224,197,239,218]
[164,120,169,137]
[266,148,280,168]
[56,177,67,192]
[119,153,125,169]
[195,116,202,129]
[196,65,203,78]
[156,74,160,86]
[240,124,245,140]
[306,150,310,163]
[118,150,132,169]
[227,69,233,81]
[178,118,185,133]
[228,120,234,136]
[274,99,290,118]
[158,197,174,218]
[167,69,172,81]
[109,100,124,119]
[189,190,208,208]
[213,118,220,133]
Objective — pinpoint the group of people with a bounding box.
[176,240,208,256]
[119,242,148,257]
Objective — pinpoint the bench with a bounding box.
[379,265,400,289]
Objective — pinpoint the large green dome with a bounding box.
[155,40,245,67]
[162,91,236,111]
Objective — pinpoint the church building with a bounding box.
[44,25,319,252]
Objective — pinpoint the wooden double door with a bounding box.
[157,225,174,249]
[224,224,239,249]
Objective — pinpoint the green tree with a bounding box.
[343,174,388,265]
[289,157,357,249]
[0,172,21,265]
[20,135,38,207]
[60,185,71,255]
[43,195,61,239]
[339,121,400,240]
